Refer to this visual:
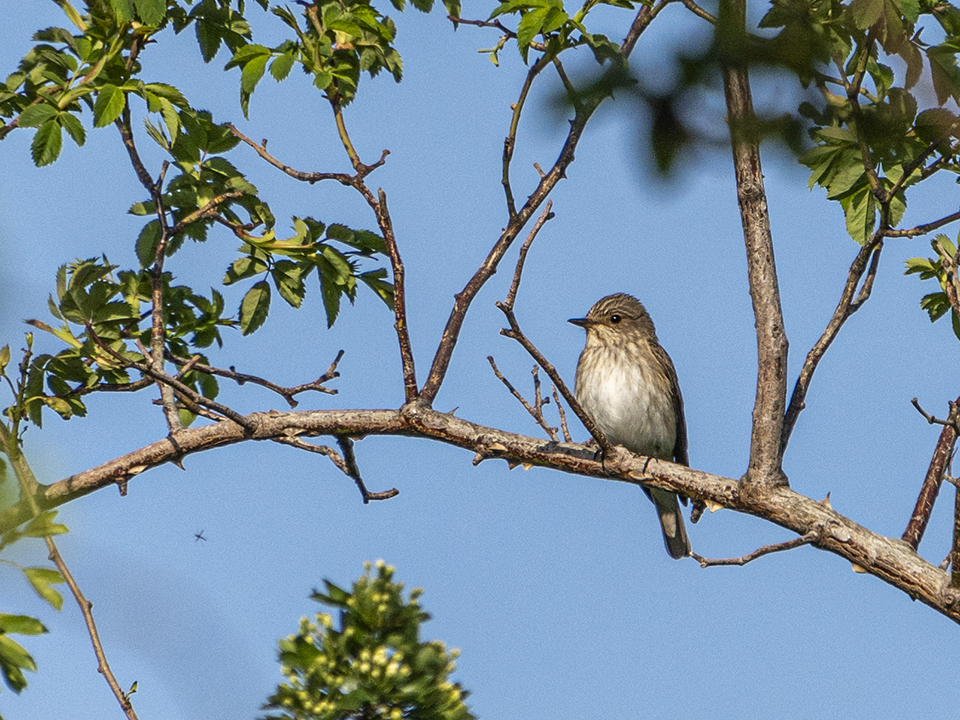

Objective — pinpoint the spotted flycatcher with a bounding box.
[570,293,690,559]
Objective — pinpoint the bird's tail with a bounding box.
[647,488,691,560]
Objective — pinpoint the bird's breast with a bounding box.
[575,344,677,459]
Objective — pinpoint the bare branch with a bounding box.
[881,209,960,238]
[419,8,666,405]
[487,356,558,441]
[903,397,960,549]
[337,436,400,503]
[552,386,572,443]
[45,538,139,719]
[166,350,344,408]
[782,237,882,453]
[505,201,554,310]
[372,189,419,402]
[691,532,817,567]
[226,124,356,185]
[2,404,958,622]
[722,55,788,486]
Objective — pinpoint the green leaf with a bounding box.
[270,53,296,82]
[22,511,69,539]
[93,84,126,128]
[136,220,162,268]
[0,615,47,636]
[0,345,9,374]
[224,256,268,284]
[31,120,62,167]
[842,187,876,244]
[23,569,65,611]
[0,634,34,692]
[239,280,270,335]
[241,53,270,94]
[18,104,58,128]
[110,0,134,22]
[58,112,86,146]
[133,0,165,25]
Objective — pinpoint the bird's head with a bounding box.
[568,293,658,346]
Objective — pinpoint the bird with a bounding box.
[569,293,690,559]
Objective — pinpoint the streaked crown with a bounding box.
[570,292,658,340]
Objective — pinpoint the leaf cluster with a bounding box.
[225,0,459,115]
[0,503,67,700]
[263,561,474,720]
[906,234,960,338]
[20,258,227,425]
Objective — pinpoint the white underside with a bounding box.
[575,345,676,459]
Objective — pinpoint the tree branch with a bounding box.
[487,356,558,441]
[781,236,882,453]
[2,403,959,622]
[166,350,343,407]
[722,57,788,486]
[691,531,817,567]
[418,7,666,405]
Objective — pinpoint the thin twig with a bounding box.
[691,532,817,567]
[45,539,139,719]
[552,386,572,443]
[87,326,256,432]
[166,350,343,408]
[0,419,138,719]
[115,104,182,433]
[226,124,356,185]
[781,236,883,453]
[505,202,554,310]
[903,397,960,549]
[336,436,399,503]
[911,398,960,432]
[881,209,960,237]
[497,302,614,456]
[503,57,552,218]
[419,4,667,405]
[487,356,558,441]
[448,15,516,36]
[678,0,718,23]
[952,481,960,588]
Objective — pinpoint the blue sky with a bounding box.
[3,2,960,719]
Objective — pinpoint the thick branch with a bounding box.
[722,45,788,487]
[2,404,959,622]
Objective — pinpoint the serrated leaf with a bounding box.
[93,84,126,128]
[224,256,268,284]
[136,220,161,268]
[241,53,270,94]
[24,569,65,611]
[270,53,296,81]
[239,280,270,335]
[133,0,165,24]
[18,104,58,128]
[58,112,86,146]
[31,120,62,167]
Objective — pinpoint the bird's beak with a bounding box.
[568,317,593,328]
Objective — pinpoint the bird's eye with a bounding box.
[610,314,621,324]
